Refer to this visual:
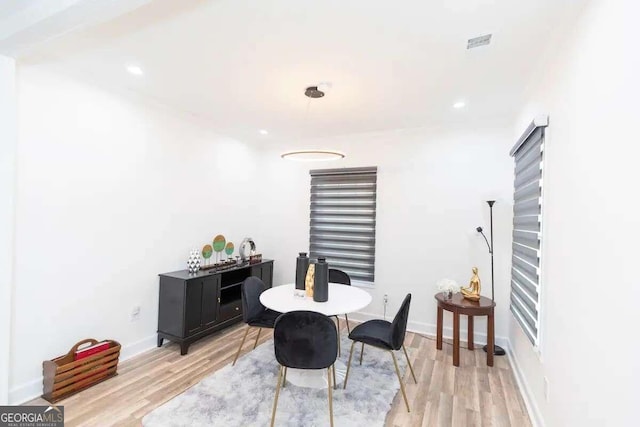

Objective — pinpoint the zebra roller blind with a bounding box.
[510,120,546,345]
[309,167,377,284]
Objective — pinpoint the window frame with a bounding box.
[308,166,378,287]
[509,116,548,348]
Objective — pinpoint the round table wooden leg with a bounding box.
[468,315,474,350]
[436,306,443,350]
[453,311,460,367]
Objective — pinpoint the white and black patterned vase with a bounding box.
[187,249,201,274]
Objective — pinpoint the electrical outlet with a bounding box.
[383,294,389,305]
[544,376,550,402]
[131,305,141,322]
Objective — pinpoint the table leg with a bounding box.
[468,316,474,350]
[436,306,443,350]
[487,312,495,367]
[453,311,460,367]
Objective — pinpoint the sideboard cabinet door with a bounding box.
[185,279,203,336]
[201,275,220,328]
[261,262,273,288]
[251,261,273,288]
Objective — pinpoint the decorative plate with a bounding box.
[225,242,234,256]
[213,235,226,252]
[202,244,213,259]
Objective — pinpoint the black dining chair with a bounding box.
[232,276,281,366]
[329,268,352,333]
[271,311,338,427]
[343,293,417,412]
[328,268,351,355]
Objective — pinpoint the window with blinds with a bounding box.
[509,118,547,346]
[309,167,377,284]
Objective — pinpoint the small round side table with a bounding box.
[434,292,496,367]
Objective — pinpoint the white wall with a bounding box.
[509,1,640,426]
[10,66,268,403]
[0,55,17,405]
[258,119,516,344]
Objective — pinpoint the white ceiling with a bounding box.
[16,0,587,143]
[0,0,152,56]
[0,0,38,17]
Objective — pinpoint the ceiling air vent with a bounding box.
[467,34,492,49]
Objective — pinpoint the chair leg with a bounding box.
[391,351,410,413]
[344,313,351,333]
[343,341,356,389]
[402,345,417,384]
[359,342,365,365]
[282,367,287,388]
[335,317,341,356]
[332,361,337,389]
[327,366,334,427]
[232,326,250,366]
[253,328,262,349]
[270,365,284,427]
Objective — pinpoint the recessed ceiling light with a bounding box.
[281,150,345,161]
[453,101,466,109]
[126,65,143,76]
[259,129,269,135]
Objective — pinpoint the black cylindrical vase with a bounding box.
[295,252,309,291]
[313,257,329,302]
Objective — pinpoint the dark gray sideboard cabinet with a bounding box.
[157,260,274,355]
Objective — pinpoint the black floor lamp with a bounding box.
[476,200,506,356]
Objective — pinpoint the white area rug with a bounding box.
[142,332,409,426]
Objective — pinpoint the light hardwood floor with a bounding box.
[27,322,531,426]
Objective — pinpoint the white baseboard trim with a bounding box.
[347,311,509,349]
[9,334,158,405]
[8,378,41,406]
[506,341,545,427]
[118,334,158,362]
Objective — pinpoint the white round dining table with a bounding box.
[260,283,372,389]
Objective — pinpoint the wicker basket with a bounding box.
[42,338,121,403]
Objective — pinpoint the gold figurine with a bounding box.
[305,263,315,298]
[461,267,481,301]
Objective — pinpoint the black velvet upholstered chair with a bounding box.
[343,293,417,412]
[232,276,281,366]
[270,311,338,427]
[328,268,352,333]
[328,268,351,355]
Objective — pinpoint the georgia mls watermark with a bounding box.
[0,406,64,427]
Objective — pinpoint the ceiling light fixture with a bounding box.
[126,65,143,76]
[259,129,269,135]
[281,150,345,161]
[282,85,343,161]
[453,101,466,109]
[304,86,325,98]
